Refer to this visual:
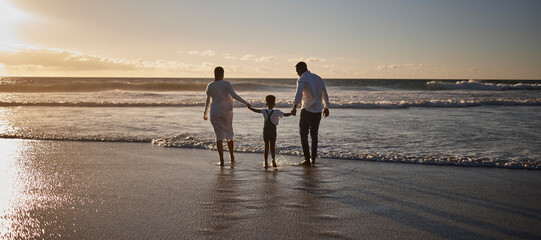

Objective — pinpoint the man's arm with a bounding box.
[293,80,305,108]
[292,80,305,116]
[322,81,330,118]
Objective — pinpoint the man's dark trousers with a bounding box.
[299,109,322,161]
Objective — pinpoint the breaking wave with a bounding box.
[150,135,540,169]
[427,80,541,91]
[0,81,209,92]
[2,99,539,108]
[1,133,539,170]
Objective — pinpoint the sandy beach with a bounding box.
[0,138,540,239]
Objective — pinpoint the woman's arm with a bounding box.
[227,82,249,105]
[203,93,211,120]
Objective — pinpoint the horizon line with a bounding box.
[2,76,541,81]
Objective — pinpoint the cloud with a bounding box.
[186,50,216,57]
[0,45,282,77]
[377,64,423,70]
[287,57,326,63]
[377,65,400,70]
[0,45,215,74]
[222,53,237,60]
[240,54,256,61]
[239,54,277,62]
[200,50,216,57]
[256,56,276,62]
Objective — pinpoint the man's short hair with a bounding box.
[295,61,307,69]
[265,95,276,105]
[214,66,224,79]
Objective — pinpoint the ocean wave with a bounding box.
[2,99,540,108]
[0,134,153,142]
[0,81,209,92]
[427,80,541,91]
[0,79,293,93]
[0,101,202,107]
[330,99,541,109]
[151,135,540,169]
[1,134,538,169]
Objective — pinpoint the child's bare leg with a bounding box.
[264,140,270,167]
[227,139,235,162]
[270,140,277,167]
[216,140,224,166]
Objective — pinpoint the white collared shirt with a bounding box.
[294,71,330,113]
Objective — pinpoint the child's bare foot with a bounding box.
[272,161,277,168]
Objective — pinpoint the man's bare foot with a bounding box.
[272,161,277,168]
[299,160,311,166]
[264,162,269,168]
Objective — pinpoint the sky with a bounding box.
[0,0,540,79]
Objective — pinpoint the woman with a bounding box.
[203,66,250,166]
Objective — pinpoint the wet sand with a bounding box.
[0,139,540,239]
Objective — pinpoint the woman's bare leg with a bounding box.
[227,139,235,163]
[217,140,224,166]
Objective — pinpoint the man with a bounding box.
[291,62,330,166]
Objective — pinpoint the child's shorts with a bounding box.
[263,124,277,141]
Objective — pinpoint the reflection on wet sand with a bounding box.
[201,167,242,236]
[0,139,87,239]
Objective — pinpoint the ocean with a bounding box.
[0,77,540,169]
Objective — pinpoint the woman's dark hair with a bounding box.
[214,66,224,80]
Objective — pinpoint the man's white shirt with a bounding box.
[294,71,330,113]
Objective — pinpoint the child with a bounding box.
[248,95,294,168]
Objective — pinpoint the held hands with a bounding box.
[290,108,297,116]
[323,108,330,118]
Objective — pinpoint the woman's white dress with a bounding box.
[204,80,248,141]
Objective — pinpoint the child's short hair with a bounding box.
[265,95,276,105]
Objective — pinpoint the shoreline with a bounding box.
[1,136,539,170]
[1,139,540,239]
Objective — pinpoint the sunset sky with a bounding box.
[1,0,540,79]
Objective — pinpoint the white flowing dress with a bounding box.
[204,80,249,141]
